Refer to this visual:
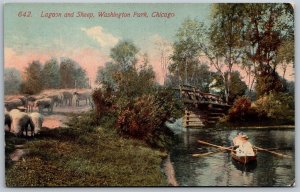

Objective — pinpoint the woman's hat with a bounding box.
[241,135,249,140]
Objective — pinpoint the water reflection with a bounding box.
[169,126,295,186]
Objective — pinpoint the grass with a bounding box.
[5,113,168,187]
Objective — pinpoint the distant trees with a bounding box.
[20,60,44,94]
[42,58,60,89]
[4,68,22,95]
[5,57,89,95]
[60,58,88,89]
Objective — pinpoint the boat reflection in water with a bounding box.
[231,158,257,173]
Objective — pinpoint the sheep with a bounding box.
[26,96,37,112]
[5,112,12,132]
[48,94,63,107]
[62,91,73,106]
[73,92,91,107]
[29,112,43,135]
[4,99,23,111]
[34,98,54,114]
[9,109,34,136]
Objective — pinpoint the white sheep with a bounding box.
[9,109,34,136]
[29,112,43,135]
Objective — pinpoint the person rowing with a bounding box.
[233,134,255,157]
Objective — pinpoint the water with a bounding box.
[169,123,295,186]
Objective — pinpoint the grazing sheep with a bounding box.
[4,99,23,111]
[26,96,37,112]
[73,92,91,107]
[48,95,63,107]
[62,91,73,106]
[29,112,43,135]
[35,98,54,114]
[9,109,34,136]
[5,112,12,132]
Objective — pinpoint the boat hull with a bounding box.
[231,152,257,164]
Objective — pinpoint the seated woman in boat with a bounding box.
[234,135,255,157]
[233,132,243,146]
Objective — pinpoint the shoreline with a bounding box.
[229,125,295,130]
[162,154,179,186]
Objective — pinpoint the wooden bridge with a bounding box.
[177,85,231,128]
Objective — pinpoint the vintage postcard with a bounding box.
[4,3,295,187]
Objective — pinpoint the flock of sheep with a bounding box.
[4,90,93,137]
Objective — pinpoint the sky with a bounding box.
[4,3,294,87]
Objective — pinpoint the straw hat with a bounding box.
[241,135,249,140]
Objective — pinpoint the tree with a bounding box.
[110,41,139,71]
[42,58,60,89]
[240,3,294,96]
[59,58,88,89]
[20,60,43,94]
[228,71,248,104]
[209,4,245,103]
[97,41,156,98]
[169,18,209,86]
[4,68,22,95]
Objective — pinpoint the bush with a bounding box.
[227,96,265,123]
[92,88,115,117]
[254,92,294,124]
[116,89,183,148]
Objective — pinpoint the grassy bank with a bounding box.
[5,113,168,187]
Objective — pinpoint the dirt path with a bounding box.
[42,104,92,129]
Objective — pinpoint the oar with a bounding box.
[197,140,233,152]
[192,151,224,157]
[254,146,293,158]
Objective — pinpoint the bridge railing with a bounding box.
[178,85,225,105]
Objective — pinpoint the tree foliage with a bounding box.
[4,68,22,95]
[42,58,60,89]
[59,58,88,89]
[20,60,43,94]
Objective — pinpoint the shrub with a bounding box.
[227,96,265,123]
[116,89,183,148]
[254,92,294,124]
[92,88,115,117]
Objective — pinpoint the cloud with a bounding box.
[81,26,119,49]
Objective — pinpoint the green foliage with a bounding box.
[4,68,21,95]
[42,58,60,89]
[59,58,89,89]
[228,71,248,104]
[254,92,294,124]
[255,67,286,97]
[20,60,43,94]
[169,18,207,85]
[116,89,183,148]
[6,113,167,186]
[110,40,139,71]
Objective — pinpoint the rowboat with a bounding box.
[231,148,257,164]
